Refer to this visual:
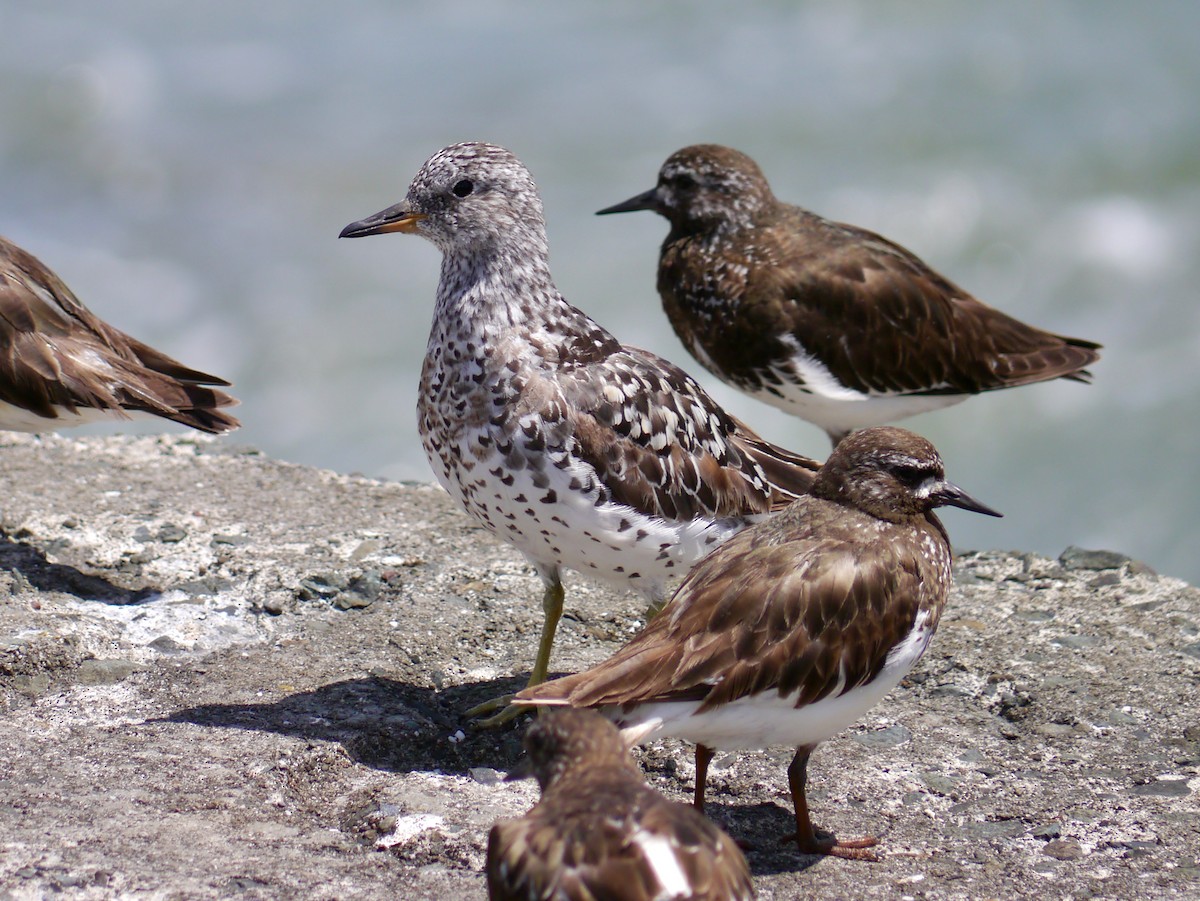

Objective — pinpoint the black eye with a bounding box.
[452,179,474,197]
[892,464,930,486]
[671,172,696,189]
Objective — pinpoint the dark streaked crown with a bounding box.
[811,426,1000,522]
[517,708,634,792]
[657,144,776,228]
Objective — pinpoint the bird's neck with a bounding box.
[435,240,556,317]
[430,246,611,363]
[666,216,743,246]
[923,510,950,549]
[810,476,946,533]
[541,761,642,799]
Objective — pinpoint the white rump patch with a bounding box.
[633,830,690,899]
[742,334,966,435]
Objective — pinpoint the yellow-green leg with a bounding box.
[467,575,564,728]
[527,576,564,688]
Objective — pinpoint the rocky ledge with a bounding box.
[0,434,1197,900]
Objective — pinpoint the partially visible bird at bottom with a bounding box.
[0,235,238,435]
[517,427,1001,859]
[488,708,754,901]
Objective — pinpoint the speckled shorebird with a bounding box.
[517,427,1001,858]
[0,236,238,434]
[488,709,754,901]
[598,144,1101,446]
[339,143,820,726]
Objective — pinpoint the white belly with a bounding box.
[747,379,966,437]
[424,435,752,599]
[0,401,138,432]
[620,614,934,751]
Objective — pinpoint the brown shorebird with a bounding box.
[0,236,238,434]
[598,144,1101,446]
[517,427,1001,858]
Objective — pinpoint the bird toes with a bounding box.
[781,830,881,861]
[466,693,530,729]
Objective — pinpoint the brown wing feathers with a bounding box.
[562,346,818,523]
[487,763,754,901]
[766,214,1100,396]
[0,236,238,433]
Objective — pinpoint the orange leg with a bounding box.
[785,745,880,861]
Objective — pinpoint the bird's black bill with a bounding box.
[596,187,660,216]
[339,203,426,238]
[932,480,1003,518]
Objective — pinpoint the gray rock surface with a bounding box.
[0,433,1197,900]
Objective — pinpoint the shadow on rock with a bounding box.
[165,675,844,874]
[160,674,534,774]
[700,801,841,876]
[0,530,155,604]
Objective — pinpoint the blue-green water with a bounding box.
[2,2,1198,582]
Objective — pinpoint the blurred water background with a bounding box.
[2,2,1197,582]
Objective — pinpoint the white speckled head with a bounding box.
[341,142,549,259]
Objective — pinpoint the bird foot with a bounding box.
[782,831,881,861]
[465,694,529,729]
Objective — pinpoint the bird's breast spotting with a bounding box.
[416,329,740,595]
